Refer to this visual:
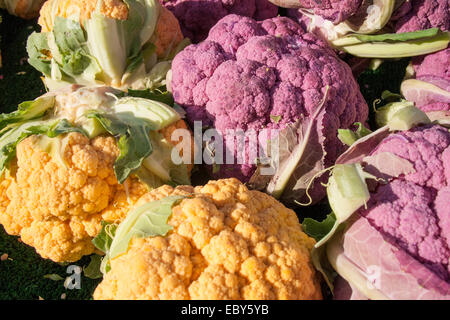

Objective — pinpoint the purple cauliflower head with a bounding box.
[363,125,450,279]
[285,0,363,24]
[332,124,450,299]
[160,0,278,43]
[412,47,450,92]
[394,0,450,33]
[401,48,450,112]
[171,14,368,186]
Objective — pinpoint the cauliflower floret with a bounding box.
[360,125,450,280]
[394,0,449,33]
[0,119,192,262]
[93,178,322,300]
[171,15,368,201]
[412,48,450,89]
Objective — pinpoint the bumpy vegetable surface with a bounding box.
[329,123,450,299]
[401,47,450,112]
[271,0,364,24]
[93,178,323,300]
[161,0,278,43]
[393,0,449,33]
[0,86,193,262]
[0,0,46,19]
[171,14,368,203]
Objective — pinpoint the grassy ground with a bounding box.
[0,10,408,300]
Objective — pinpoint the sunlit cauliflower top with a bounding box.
[93,178,322,300]
[171,14,368,184]
[0,117,191,263]
[38,0,183,58]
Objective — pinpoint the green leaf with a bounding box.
[142,131,190,186]
[270,115,282,124]
[0,96,55,132]
[264,86,330,202]
[86,97,181,183]
[26,32,52,76]
[87,111,154,183]
[109,195,185,259]
[302,213,337,242]
[92,221,117,254]
[43,274,64,281]
[334,30,449,58]
[83,255,104,279]
[27,119,86,138]
[380,90,402,102]
[134,167,165,190]
[338,122,372,146]
[354,122,372,138]
[349,28,440,43]
[52,17,92,76]
[127,88,174,106]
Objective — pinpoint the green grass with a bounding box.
[0,13,45,113]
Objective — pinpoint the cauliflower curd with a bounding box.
[0,124,189,262]
[0,133,145,262]
[93,178,322,300]
[0,86,193,263]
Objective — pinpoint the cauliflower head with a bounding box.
[0,86,194,262]
[394,0,449,33]
[161,0,278,43]
[171,15,368,190]
[28,0,186,91]
[412,48,450,88]
[0,133,147,262]
[326,123,450,299]
[400,48,450,112]
[0,0,46,19]
[93,178,323,300]
[360,124,450,280]
[0,120,191,262]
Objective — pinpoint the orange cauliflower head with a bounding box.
[93,178,323,300]
[0,86,193,263]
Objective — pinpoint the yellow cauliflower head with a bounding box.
[0,118,192,262]
[93,178,322,300]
